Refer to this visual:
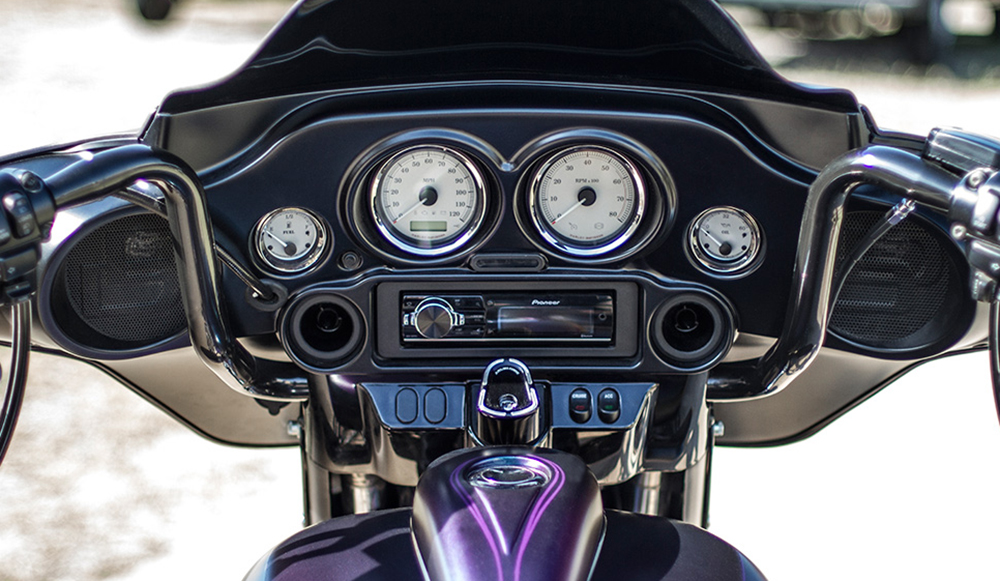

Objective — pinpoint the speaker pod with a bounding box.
[826,205,974,358]
[39,207,188,359]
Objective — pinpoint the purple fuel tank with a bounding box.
[411,447,604,581]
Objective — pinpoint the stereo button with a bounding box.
[413,298,461,339]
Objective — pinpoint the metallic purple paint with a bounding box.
[411,447,604,581]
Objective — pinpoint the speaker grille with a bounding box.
[50,212,187,353]
[828,210,961,352]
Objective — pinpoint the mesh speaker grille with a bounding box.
[52,212,187,352]
[828,210,959,351]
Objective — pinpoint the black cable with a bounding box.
[828,199,916,317]
[0,300,32,467]
[990,300,1000,429]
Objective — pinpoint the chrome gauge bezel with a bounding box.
[527,145,647,257]
[369,144,488,257]
[686,206,763,276]
[252,207,330,275]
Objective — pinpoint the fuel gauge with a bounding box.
[253,207,330,275]
[687,206,762,276]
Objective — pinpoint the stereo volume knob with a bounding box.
[413,298,462,339]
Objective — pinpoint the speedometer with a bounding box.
[528,145,646,256]
[370,145,487,256]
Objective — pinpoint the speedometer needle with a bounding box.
[392,186,439,224]
[392,199,426,224]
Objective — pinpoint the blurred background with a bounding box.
[0,0,998,579]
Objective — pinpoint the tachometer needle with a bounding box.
[552,199,586,225]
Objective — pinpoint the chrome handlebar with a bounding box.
[5,131,1000,407]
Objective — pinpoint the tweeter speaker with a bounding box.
[827,208,972,358]
[41,209,188,358]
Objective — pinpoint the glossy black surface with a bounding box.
[159,0,858,113]
[2,0,983,449]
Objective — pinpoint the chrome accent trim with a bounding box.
[369,144,488,257]
[708,145,958,401]
[251,206,330,275]
[686,205,763,276]
[45,144,308,401]
[466,456,552,490]
[528,144,647,257]
[477,358,539,419]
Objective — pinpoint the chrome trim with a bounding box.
[686,205,763,276]
[477,358,539,419]
[708,145,958,401]
[251,206,330,275]
[44,144,308,401]
[466,456,552,489]
[369,144,488,257]
[528,145,647,257]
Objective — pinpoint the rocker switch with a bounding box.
[3,192,34,238]
[569,388,592,423]
[597,388,621,424]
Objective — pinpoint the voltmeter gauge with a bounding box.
[528,145,646,257]
[370,145,487,256]
[687,206,763,276]
[253,207,329,274]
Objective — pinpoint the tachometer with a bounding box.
[370,145,487,256]
[528,145,646,256]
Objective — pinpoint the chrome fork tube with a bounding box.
[347,474,386,514]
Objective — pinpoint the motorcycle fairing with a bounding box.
[158,0,858,114]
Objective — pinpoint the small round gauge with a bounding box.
[687,206,763,275]
[528,145,646,256]
[370,145,487,256]
[253,207,329,274]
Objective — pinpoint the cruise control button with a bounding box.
[395,388,418,424]
[597,388,620,423]
[569,388,592,423]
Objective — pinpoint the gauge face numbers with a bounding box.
[688,206,762,275]
[371,145,487,256]
[529,146,646,256]
[253,207,329,274]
